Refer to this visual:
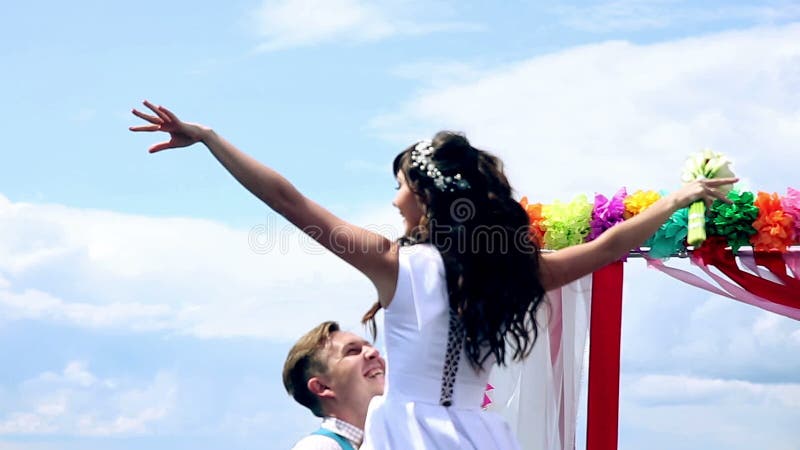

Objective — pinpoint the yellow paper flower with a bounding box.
[623,190,661,219]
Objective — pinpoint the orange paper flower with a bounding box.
[623,190,661,219]
[750,191,794,252]
[520,196,546,247]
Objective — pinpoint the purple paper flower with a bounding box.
[589,187,627,241]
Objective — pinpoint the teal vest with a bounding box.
[311,427,356,450]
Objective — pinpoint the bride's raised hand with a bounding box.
[129,100,210,153]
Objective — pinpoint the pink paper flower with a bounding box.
[780,187,800,244]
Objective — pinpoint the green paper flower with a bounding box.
[542,195,592,250]
[645,207,689,258]
[707,190,758,254]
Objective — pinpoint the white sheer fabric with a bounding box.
[487,275,592,450]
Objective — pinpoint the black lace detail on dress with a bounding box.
[439,309,465,407]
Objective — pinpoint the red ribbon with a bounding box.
[584,244,797,450]
[755,252,800,291]
[586,261,624,450]
[694,237,800,306]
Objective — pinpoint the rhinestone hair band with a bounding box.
[410,140,471,192]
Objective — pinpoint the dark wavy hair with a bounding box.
[362,131,547,370]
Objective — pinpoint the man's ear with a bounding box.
[308,376,335,399]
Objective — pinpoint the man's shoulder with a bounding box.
[290,433,345,450]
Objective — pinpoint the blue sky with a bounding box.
[2,1,800,449]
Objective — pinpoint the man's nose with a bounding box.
[364,345,380,359]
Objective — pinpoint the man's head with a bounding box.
[282,321,385,424]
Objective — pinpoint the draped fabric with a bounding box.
[487,248,799,450]
[647,242,800,321]
[487,274,593,450]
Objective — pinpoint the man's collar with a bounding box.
[321,416,364,447]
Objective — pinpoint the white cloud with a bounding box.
[616,262,800,382]
[371,24,800,203]
[0,288,175,332]
[0,193,398,340]
[251,0,481,51]
[552,0,800,33]
[33,362,98,389]
[617,373,800,450]
[752,311,797,344]
[628,374,800,407]
[0,362,176,437]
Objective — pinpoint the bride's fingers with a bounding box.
[143,100,170,122]
[698,182,733,205]
[131,108,164,124]
[129,124,162,132]
[157,105,180,122]
[706,177,739,186]
[713,190,733,204]
[149,141,174,153]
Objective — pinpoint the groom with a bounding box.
[284,321,385,450]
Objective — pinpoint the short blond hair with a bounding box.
[282,321,339,417]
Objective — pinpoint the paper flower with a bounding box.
[750,191,794,252]
[520,196,546,247]
[542,195,592,250]
[588,187,627,241]
[645,207,689,258]
[780,187,800,244]
[707,190,759,254]
[623,190,661,219]
[680,150,736,247]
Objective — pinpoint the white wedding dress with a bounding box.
[361,244,521,450]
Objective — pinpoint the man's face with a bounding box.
[319,331,385,409]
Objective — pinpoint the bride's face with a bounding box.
[392,171,424,236]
